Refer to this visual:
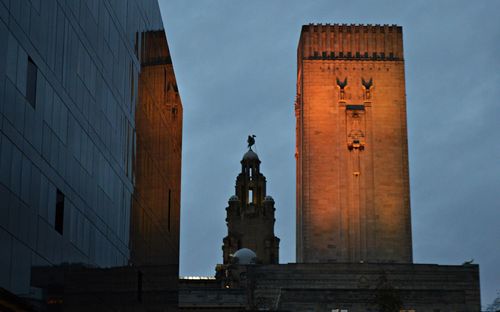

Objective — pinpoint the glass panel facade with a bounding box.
[26,57,37,107]
[0,0,178,296]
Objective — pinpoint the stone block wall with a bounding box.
[296,24,412,263]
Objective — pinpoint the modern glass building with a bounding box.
[0,0,182,300]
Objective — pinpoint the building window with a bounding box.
[26,57,37,107]
[55,189,65,235]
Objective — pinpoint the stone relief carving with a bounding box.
[347,111,365,151]
[362,77,373,100]
[337,77,348,100]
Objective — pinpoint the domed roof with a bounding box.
[242,149,259,161]
[232,248,257,264]
[228,195,239,202]
[264,195,274,202]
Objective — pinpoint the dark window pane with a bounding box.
[55,189,64,235]
[26,57,37,107]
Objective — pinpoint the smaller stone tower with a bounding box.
[222,146,280,264]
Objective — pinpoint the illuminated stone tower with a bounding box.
[295,24,412,263]
[132,30,183,268]
[222,147,280,264]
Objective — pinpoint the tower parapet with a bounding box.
[298,24,403,61]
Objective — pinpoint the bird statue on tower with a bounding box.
[247,135,256,149]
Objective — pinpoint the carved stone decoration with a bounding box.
[361,77,372,89]
[347,111,365,151]
[362,77,373,100]
[337,77,348,89]
[337,77,348,100]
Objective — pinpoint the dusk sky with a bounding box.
[159,0,499,306]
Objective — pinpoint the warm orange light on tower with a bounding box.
[296,24,412,264]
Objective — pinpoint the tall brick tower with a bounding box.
[132,30,183,268]
[295,24,412,263]
[222,146,280,264]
